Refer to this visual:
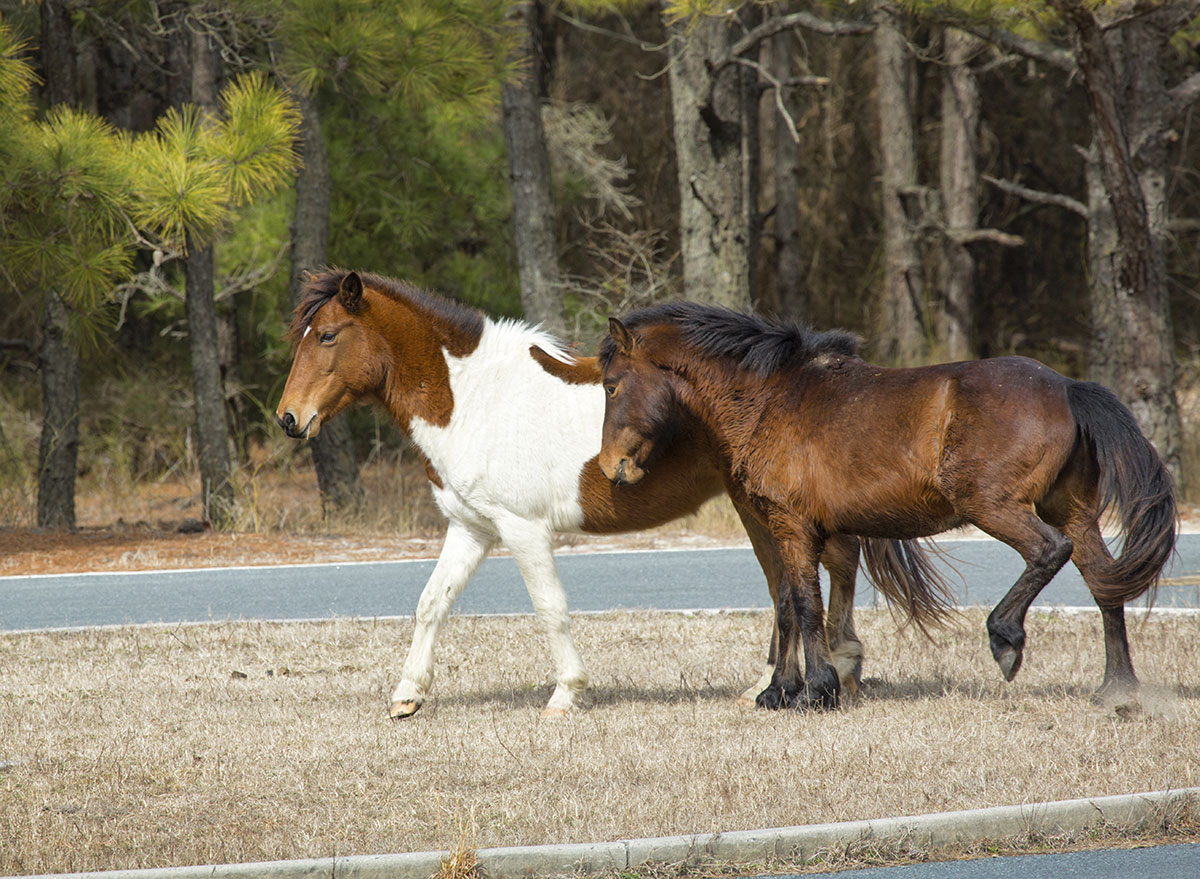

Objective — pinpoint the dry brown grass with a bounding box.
[2,608,1199,875]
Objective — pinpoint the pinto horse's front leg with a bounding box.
[390,520,496,719]
[756,527,840,711]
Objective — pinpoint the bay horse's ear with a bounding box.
[338,271,364,312]
[608,317,635,356]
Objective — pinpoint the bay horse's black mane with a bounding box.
[601,301,859,375]
[291,269,486,345]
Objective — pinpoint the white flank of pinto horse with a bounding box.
[402,320,602,716]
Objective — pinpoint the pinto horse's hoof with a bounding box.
[388,700,421,720]
[541,706,570,719]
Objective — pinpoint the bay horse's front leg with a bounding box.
[757,528,840,710]
[496,516,589,717]
[390,520,496,719]
[734,505,783,704]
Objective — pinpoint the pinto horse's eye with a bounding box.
[604,384,616,397]
[319,331,337,344]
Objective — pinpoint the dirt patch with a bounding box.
[0,525,444,576]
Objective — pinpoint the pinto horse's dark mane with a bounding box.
[601,301,859,375]
[291,269,486,346]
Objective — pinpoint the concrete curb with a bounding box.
[19,787,1199,879]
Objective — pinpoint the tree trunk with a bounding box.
[1062,3,1182,487]
[665,7,760,309]
[873,7,928,364]
[289,88,364,515]
[35,0,80,530]
[769,29,806,321]
[171,16,235,527]
[185,239,235,526]
[37,291,79,530]
[937,28,980,361]
[501,0,566,336]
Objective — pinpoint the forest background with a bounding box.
[3,0,1200,541]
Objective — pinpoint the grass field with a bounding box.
[2,607,1198,875]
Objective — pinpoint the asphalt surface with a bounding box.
[786,842,1200,879]
[2,534,1199,631]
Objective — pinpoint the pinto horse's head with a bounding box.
[276,271,378,440]
[598,317,679,486]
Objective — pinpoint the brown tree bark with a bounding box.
[36,0,80,530]
[170,15,235,527]
[289,88,364,515]
[937,28,980,361]
[501,0,566,336]
[666,7,761,309]
[873,7,928,364]
[1056,1,1184,487]
[768,29,806,320]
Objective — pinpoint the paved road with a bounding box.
[2,534,1198,631]
[785,841,1200,878]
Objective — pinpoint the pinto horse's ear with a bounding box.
[608,317,636,356]
[338,271,364,312]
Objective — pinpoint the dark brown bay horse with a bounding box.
[598,303,1177,710]
[276,270,950,717]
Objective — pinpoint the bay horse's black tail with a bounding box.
[1066,381,1177,606]
[861,538,957,636]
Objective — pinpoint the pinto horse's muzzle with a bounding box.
[276,409,317,440]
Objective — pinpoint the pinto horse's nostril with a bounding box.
[278,411,296,433]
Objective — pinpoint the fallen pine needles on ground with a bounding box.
[1,608,1198,875]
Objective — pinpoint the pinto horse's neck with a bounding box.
[364,288,483,433]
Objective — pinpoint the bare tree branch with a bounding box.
[947,227,1025,247]
[709,10,873,85]
[1166,70,1200,123]
[921,4,1075,72]
[983,174,1089,218]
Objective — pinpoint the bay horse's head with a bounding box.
[598,317,679,486]
[276,271,378,439]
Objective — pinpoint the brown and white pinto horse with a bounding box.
[598,303,1177,710]
[276,270,949,717]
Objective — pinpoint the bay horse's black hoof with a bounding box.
[987,619,1026,682]
[755,685,786,710]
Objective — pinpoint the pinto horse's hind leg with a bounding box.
[822,534,864,697]
[496,516,589,717]
[391,520,496,719]
[975,507,1073,682]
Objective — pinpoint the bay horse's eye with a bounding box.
[319,331,337,344]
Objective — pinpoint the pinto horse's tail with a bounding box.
[861,538,957,636]
[1066,381,1178,606]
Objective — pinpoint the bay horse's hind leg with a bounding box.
[1049,509,1140,700]
[1036,454,1141,700]
[974,507,1074,682]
